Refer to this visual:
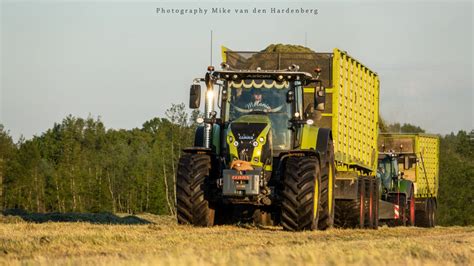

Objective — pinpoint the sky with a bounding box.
[1,0,473,140]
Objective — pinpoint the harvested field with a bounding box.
[0,213,472,265]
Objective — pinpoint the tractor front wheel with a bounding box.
[176,153,215,227]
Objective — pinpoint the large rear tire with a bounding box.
[281,156,323,231]
[176,153,215,227]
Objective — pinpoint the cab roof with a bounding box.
[212,69,315,85]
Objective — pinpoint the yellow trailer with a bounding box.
[319,49,380,228]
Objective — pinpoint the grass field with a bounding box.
[0,213,473,266]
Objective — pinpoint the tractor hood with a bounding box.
[226,114,272,168]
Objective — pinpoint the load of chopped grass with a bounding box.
[225,44,331,86]
[260,43,316,53]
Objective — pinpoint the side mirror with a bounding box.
[189,84,201,109]
[404,156,410,170]
[286,90,295,103]
[315,85,326,111]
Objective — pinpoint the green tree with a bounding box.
[437,131,474,225]
[0,125,15,209]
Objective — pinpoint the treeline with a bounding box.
[0,103,198,215]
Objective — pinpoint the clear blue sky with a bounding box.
[1,0,473,140]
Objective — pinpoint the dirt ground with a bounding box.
[0,213,472,265]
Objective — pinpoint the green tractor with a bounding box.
[377,152,416,226]
[176,63,336,231]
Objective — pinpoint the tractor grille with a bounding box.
[231,123,267,162]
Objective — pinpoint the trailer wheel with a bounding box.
[367,178,379,229]
[365,178,374,228]
[334,177,372,228]
[358,177,367,228]
[176,154,215,226]
[282,156,322,231]
[415,199,431,227]
[372,178,380,229]
[426,198,433,227]
[429,198,437,227]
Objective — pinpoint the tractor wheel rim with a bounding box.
[328,163,333,214]
[313,178,319,219]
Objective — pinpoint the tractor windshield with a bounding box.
[226,80,290,120]
[225,79,293,150]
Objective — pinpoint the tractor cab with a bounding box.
[377,153,400,191]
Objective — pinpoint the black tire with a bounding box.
[372,178,380,229]
[176,153,215,226]
[358,177,366,228]
[318,142,335,230]
[415,198,432,227]
[366,178,374,228]
[334,177,371,228]
[362,177,379,229]
[429,198,437,227]
[334,199,359,228]
[281,156,322,231]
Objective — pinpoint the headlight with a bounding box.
[233,141,239,147]
[206,90,214,101]
[259,137,265,143]
[252,141,259,147]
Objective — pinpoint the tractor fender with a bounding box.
[316,128,333,154]
[315,128,333,166]
[193,124,221,153]
[194,126,205,147]
[300,126,332,153]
